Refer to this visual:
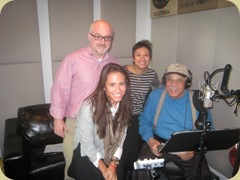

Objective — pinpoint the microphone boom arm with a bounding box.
[201,64,239,115]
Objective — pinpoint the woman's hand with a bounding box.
[148,138,162,156]
[99,159,117,180]
[105,166,117,180]
[177,151,195,161]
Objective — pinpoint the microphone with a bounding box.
[199,81,217,109]
[203,84,215,109]
[220,64,232,94]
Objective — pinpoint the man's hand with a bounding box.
[177,151,195,161]
[53,118,68,138]
[148,138,162,156]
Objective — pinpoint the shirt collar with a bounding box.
[110,102,119,117]
[87,46,109,61]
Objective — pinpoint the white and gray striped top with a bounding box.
[124,66,160,115]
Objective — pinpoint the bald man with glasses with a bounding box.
[50,20,118,180]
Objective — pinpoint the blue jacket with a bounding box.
[139,88,212,142]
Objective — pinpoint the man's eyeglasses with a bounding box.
[89,33,113,42]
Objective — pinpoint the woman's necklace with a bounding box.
[132,66,148,86]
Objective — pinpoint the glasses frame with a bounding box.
[89,33,113,42]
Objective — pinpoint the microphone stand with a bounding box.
[196,109,211,180]
[195,64,240,179]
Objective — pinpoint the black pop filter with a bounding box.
[193,90,205,112]
[193,90,209,130]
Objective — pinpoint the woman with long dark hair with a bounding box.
[68,63,132,180]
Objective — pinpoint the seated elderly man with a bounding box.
[138,63,212,180]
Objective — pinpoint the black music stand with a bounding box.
[158,128,240,179]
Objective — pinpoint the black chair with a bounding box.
[3,104,65,180]
[163,161,184,180]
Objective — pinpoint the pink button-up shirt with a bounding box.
[50,46,118,119]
